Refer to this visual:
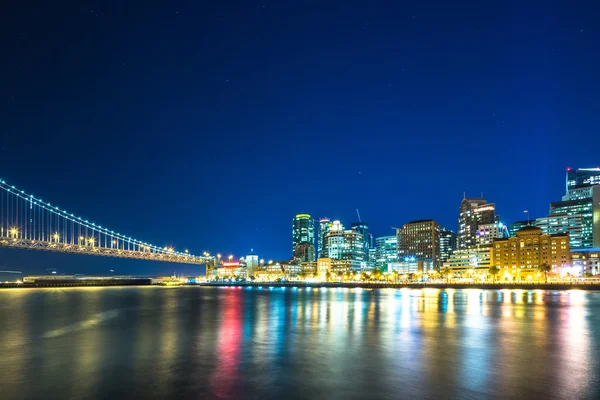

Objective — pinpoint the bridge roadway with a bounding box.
[0,237,206,265]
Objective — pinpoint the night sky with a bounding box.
[1,1,599,275]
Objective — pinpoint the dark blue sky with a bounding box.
[1,1,599,274]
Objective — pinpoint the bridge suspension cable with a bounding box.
[0,178,205,265]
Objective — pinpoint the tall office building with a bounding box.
[537,168,600,249]
[509,220,533,237]
[475,222,508,246]
[317,218,332,258]
[292,214,315,260]
[351,222,370,262]
[398,220,441,270]
[439,228,457,263]
[566,167,600,191]
[375,235,398,269]
[322,220,343,258]
[323,222,365,271]
[458,196,497,249]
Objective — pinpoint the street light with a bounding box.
[9,227,19,238]
[88,237,95,246]
[228,255,233,261]
[217,253,222,259]
[53,233,60,242]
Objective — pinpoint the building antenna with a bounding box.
[481,192,483,198]
[356,209,362,222]
[463,191,466,199]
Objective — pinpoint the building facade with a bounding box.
[492,226,571,281]
[351,222,370,262]
[440,228,457,263]
[570,248,600,276]
[458,197,497,249]
[292,214,315,260]
[443,247,492,277]
[398,219,441,270]
[476,222,508,246]
[509,220,533,237]
[317,218,332,258]
[375,235,398,270]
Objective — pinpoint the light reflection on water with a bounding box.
[0,287,599,399]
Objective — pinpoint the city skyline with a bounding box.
[1,2,599,274]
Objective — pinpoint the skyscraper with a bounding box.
[458,196,496,249]
[375,235,398,270]
[537,168,600,249]
[398,219,441,270]
[323,221,365,271]
[439,228,457,263]
[351,222,370,262]
[292,214,315,260]
[317,218,332,258]
[509,220,533,237]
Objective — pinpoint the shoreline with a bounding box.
[196,282,600,290]
[2,281,598,290]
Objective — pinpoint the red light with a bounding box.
[222,262,240,268]
[566,167,572,171]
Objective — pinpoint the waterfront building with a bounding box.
[509,220,533,237]
[392,258,434,274]
[246,253,258,278]
[398,219,441,270]
[476,222,508,246]
[317,258,354,276]
[570,248,600,275]
[375,235,398,270]
[458,196,496,249]
[443,247,492,277]
[292,214,315,260]
[440,228,457,263]
[492,226,571,281]
[317,218,332,258]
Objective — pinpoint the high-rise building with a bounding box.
[317,218,332,258]
[351,222,370,261]
[458,196,496,249]
[566,167,600,192]
[322,220,343,258]
[509,220,533,237]
[537,168,600,249]
[375,235,398,270]
[294,242,316,263]
[439,228,457,263]
[493,226,570,281]
[398,219,441,270]
[535,214,584,249]
[292,214,315,260]
[475,222,508,246]
[323,222,365,271]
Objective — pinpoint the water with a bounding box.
[0,287,598,399]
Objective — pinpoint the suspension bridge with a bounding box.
[0,178,209,265]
